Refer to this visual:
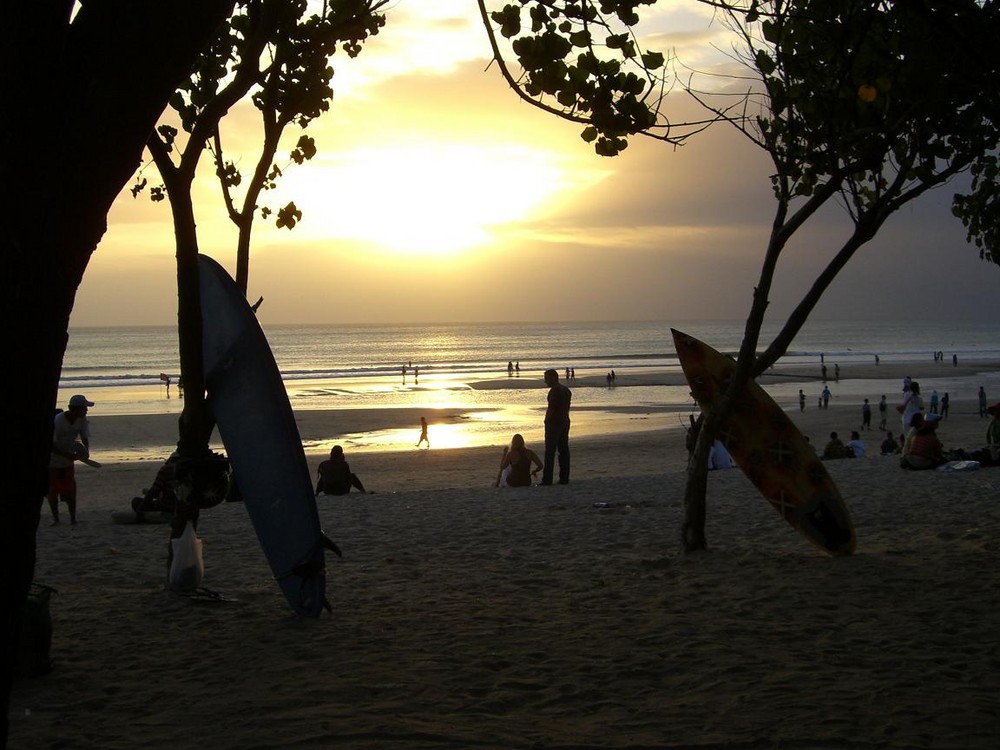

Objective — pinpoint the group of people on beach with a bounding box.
[816,376,1000,470]
[313,368,575,496]
[45,365,577,532]
[47,362,1000,527]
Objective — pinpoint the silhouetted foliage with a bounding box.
[135,0,386,457]
[1,2,235,743]
[481,0,1000,551]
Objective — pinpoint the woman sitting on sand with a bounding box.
[901,415,944,470]
[316,446,368,495]
[495,434,543,487]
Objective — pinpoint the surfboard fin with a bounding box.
[321,531,343,558]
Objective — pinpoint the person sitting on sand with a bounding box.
[708,439,734,470]
[901,414,945,470]
[880,431,900,456]
[315,446,368,495]
[495,433,543,487]
[847,431,866,458]
[131,452,179,517]
[821,431,853,460]
[902,412,925,457]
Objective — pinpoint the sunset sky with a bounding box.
[72,1,998,328]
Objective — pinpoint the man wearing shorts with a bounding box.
[47,394,94,525]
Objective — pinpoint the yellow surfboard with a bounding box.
[672,329,856,556]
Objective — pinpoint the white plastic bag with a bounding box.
[169,521,204,590]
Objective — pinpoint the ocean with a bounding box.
[59,319,1000,458]
[61,318,1000,397]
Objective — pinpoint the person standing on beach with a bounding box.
[821,385,831,409]
[878,395,888,430]
[542,368,572,485]
[986,403,1000,461]
[941,392,950,419]
[929,389,939,414]
[416,416,430,448]
[898,381,924,432]
[978,386,988,417]
[862,399,872,430]
[798,389,806,412]
[46,394,94,525]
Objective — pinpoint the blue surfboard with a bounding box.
[199,254,329,617]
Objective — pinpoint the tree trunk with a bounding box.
[171,188,214,458]
[682,422,713,551]
[0,3,233,744]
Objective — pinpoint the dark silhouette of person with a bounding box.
[495,434,543,487]
[541,369,572,485]
[416,416,430,448]
[315,446,367,495]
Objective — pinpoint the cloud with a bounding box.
[73,5,999,328]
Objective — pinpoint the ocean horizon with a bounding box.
[54,318,1000,462]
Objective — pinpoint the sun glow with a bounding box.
[282,143,570,256]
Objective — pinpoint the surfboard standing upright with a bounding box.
[672,329,856,556]
[199,255,329,616]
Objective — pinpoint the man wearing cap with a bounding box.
[46,394,94,525]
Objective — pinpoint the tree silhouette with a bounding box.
[479,0,1000,551]
[138,0,386,460]
[1,2,235,741]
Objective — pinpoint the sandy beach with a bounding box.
[8,376,1000,748]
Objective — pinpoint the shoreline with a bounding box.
[81,358,1000,466]
[81,396,996,496]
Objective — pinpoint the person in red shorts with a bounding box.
[46,394,94,525]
